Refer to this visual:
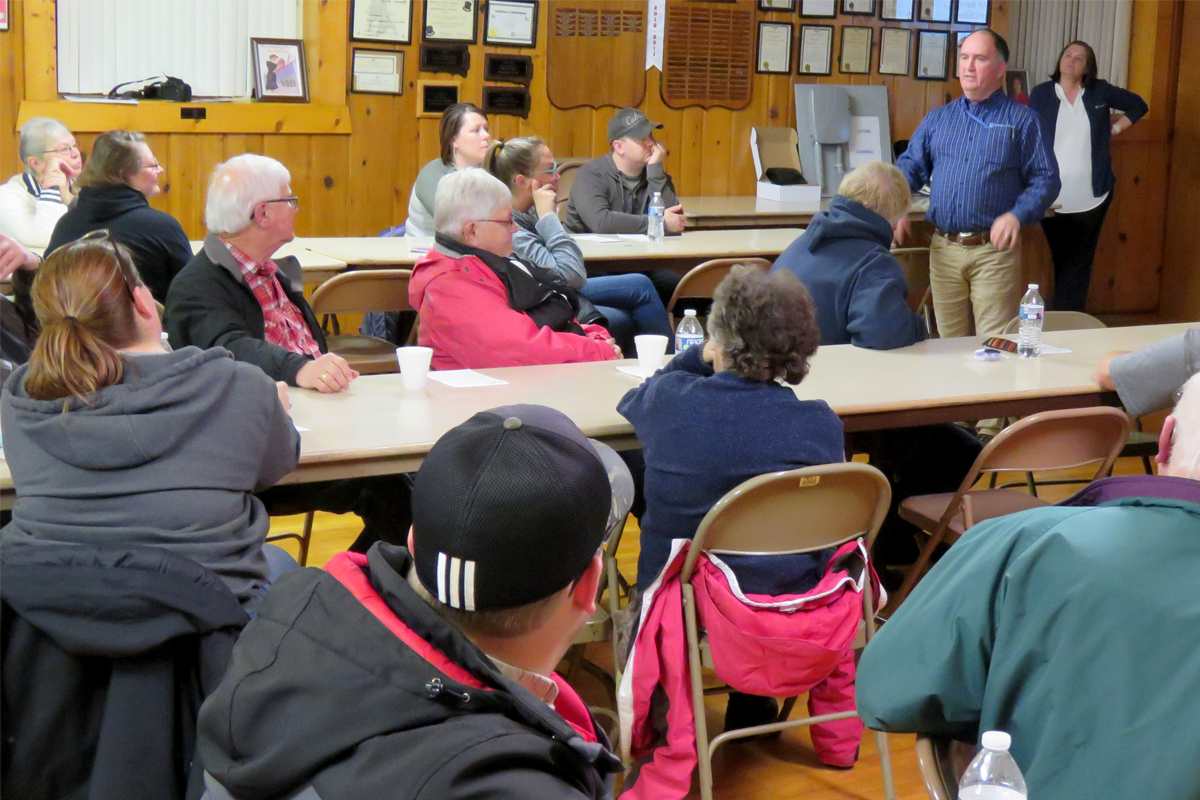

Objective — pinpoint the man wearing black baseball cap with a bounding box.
[197,405,630,800]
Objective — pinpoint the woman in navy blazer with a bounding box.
[1029,41,1148,311]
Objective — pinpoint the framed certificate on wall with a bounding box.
[799,0,836,18]
[918,0,950,23]
[351,0,413,44]
[956,0,989,25]
[879,27,911,75]
[841,0,875,15]
[484,0,538,47]
[839,26,872,74]
[758,0,796,11]
[756,21,794,74]
[798,24,833,76]
[916,30,949,80]
[423,0,478,43]
[880,0,914,21]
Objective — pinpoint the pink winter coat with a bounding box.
[617,539,883,799]
[409,247,618,371]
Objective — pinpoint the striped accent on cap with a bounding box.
[437,551,477,610]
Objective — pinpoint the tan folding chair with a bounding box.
[666,258,771,328]
[309,269,415,375]
[1001,311,1158,478]
[891,246,932,336]
[680,462,897,800]
[554,159,587,221]
[915,735,975,800]
[891,407,1132,609]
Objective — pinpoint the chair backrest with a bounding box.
[962,406,1131,487]
[1001,310,1107,335]
[309,269,415,316]
[554,158,588,203]
[666,258,772,327]
[915,736,975,800]
[680,462,891,582]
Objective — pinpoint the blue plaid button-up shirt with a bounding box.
[897,88,1060,233]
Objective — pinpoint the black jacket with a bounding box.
[164,233,327,386]
[46,183,193,302]
[198,544,622,800]
[1,535,249,800]
[1027,79,1149,199]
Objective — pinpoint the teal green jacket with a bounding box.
[857,478,1200,799]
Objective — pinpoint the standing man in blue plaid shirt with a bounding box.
[895,29,1059,342]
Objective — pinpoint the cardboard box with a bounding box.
[751,127,822,203]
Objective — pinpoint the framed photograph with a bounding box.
[423,0,478,43]
[351,0,413,44]
[251,38,309,103]
[954,29,971,77]
[839,26,872,74]
[918,0,950,23]
[955,0,989,25]
[799,0,836,18]
[756,21,793,74]
[880,0,914,21]
[484,0,538,47]
[916,30,949,80]
[840,0,875,15]
[352,49,404,94]
[798,24,833,76]
[1006,69,1030,104]
[879,27,911,75]
[758,0,796,10]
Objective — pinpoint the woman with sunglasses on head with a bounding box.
[46,130,192,303]
[1,234,301,609]
[403,103,492,239]
[485,137,673,356]
[1028,41,1148,311]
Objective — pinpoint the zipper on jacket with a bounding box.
[426,677,471,703]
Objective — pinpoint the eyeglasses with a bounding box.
[475,217,517,230]
[77,229,140,300]
[251,196,299,220]
[526,161,558,176]
[142,160,163,172]
[43,143,80,157]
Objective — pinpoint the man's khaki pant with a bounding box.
[929,234,1023,339]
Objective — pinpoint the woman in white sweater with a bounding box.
[0,117,82,248]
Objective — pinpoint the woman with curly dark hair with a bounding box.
[618,264,845,733]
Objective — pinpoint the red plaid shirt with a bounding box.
[224,242,322,358]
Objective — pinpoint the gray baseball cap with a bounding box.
[608,108,663,143]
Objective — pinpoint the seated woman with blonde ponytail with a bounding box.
[1,232,301,608]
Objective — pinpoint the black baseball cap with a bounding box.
[412,405,613,611]
[608,108,663,143]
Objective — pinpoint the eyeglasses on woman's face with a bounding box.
[43,143,81,157]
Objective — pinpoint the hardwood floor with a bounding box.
[266,450,1161,800]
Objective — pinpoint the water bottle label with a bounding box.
[676,334,704,352]
[649,207,664,217]
[1019,304,1043,321]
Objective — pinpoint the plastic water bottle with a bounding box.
[1017,284,1044,358]
[958,731,1028,800]
[648,191,665,243]
[675,308,704,352]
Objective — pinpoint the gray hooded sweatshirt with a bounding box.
[1,346,300,603]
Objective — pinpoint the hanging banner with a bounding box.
[646,0,665,70]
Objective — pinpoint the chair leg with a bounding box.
[875,729,897,800]
[297,511,315,567]
[1142,455,1154,475]
[1024,472,1038,497]
[683,584,714,800]
[778,696,798,722]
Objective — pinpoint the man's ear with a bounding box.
[1156,415,1176,469]
[407,526,416,553]
[569,555,603,616]
[611,139,625,158]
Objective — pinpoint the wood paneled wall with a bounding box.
[0,0,1186,315]
[1161,0,1199,322]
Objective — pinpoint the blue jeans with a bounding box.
[581,273,673,355]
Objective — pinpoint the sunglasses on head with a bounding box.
[76,229,140,300]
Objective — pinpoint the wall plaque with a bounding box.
[419,82,461,115]
[484,53,534,85]
[482,86,531,117]
[419,43,471,76]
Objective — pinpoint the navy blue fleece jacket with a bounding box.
[772,196,927,351]
[617,345,845,589]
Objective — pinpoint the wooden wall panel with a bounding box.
[1161,0,1200,322]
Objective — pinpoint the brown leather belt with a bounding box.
[935,229,990,247]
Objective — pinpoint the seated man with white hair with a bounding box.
[409,168,621,370]
[771,160,926,351]
[166,154,410,552]
[856,374,1200,799]
[0,117,82,248]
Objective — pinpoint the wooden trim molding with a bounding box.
[17,100,353,135]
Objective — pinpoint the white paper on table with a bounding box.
[428,369,509,388]
[617,234,649,241]
[848,116,882,168]
[617,365,654,380]
[1037,344,1072,355]
[571,234,623,242]
[294,424,310,432]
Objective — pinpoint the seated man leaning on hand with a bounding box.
[772,160,927,351]
[856,373,1200,800]
[165,153,411,552]
[198,405,629,800]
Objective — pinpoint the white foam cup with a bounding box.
[396,346,434,390]
[634,334,669,377]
